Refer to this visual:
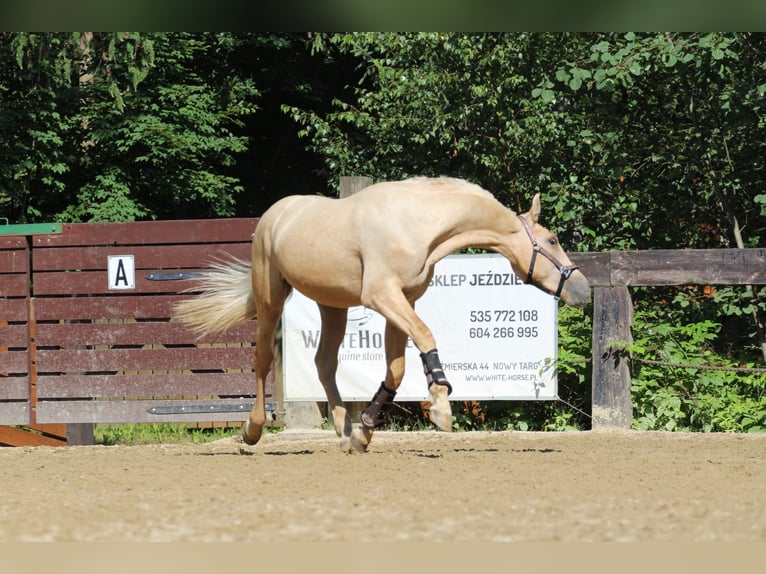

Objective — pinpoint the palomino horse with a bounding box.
[174,177,590,452]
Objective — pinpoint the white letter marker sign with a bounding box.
[107,255,136,290]
[282,253,558,401]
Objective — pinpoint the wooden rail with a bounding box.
[570,248,766,428]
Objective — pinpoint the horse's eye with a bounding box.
[548,237,558,246]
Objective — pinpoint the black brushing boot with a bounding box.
[420,349,453,395]
[360,381,397,429]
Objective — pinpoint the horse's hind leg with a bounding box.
[315,305,353,450]
[241,318,272,444]
[350,322,408,452]
[242,307,281,445]
[243,264,290,446]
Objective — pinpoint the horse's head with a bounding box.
[515,194,590,307]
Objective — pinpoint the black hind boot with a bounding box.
[360,382,397,429]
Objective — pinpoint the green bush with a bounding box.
[630,302,766,432]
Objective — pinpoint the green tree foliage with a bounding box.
[1,32,81,220]
[286,33,591,240]
[0,32,258,222]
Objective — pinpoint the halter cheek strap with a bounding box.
[518,215,577,298]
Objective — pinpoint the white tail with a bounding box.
[173,258,256,336]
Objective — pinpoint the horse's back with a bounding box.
[260,177,491,226]
[256,176,498,266]
[349,176,493,203]
[252,177,500,307]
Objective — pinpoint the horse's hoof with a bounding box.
[339,436,352,452]
[349,426,372,453]
[331,407,351,439]
[428,405,453,432]
[428,386,453,432]
[241,420,262,446]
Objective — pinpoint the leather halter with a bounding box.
[517,214,578,298]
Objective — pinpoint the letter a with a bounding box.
[114,259,129,287]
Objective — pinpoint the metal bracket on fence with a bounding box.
[145,272,206,281]
[147,402,279,415]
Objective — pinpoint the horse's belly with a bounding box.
[293,283,364,309]
[278,249,364,309]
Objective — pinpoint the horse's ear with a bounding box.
[526,193,541,224]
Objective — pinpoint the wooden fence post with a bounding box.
[591,285,633,429]
[339,176,374,197]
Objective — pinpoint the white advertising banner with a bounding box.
[282,253,558,401]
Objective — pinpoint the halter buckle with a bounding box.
[560,265,575,279]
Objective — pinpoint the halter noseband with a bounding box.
[517,214,578,299]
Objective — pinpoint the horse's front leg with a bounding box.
[350,322,408,452]
[420,348,453,432]
[362,285,453,434]
[315,305,353,450]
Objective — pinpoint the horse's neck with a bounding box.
[427,195,523,264]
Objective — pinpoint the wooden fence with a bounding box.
[569,248,766,428]
[2,217,765,445]
[0,218,273,446]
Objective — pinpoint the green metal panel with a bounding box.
[0,222,62,236]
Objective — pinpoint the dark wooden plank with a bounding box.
[0,352,30,374]
[35,346,256,373]
[0,248,29,273]
[33,219,259,247]
[32,243,251,271]
[33,295,188,321]
[35,321,256,347]
[36,398,264,424]
[0,377,30,400]
[611,248,766,286]
[568,252,611,287]
[0,323,29,347]
[0,236,28,249]
[37,372,257,398]
[0,299,28,321]
[32,269,222,296]
[0,402,30,425]
[591,286,633,429]
[0,275,30,297]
